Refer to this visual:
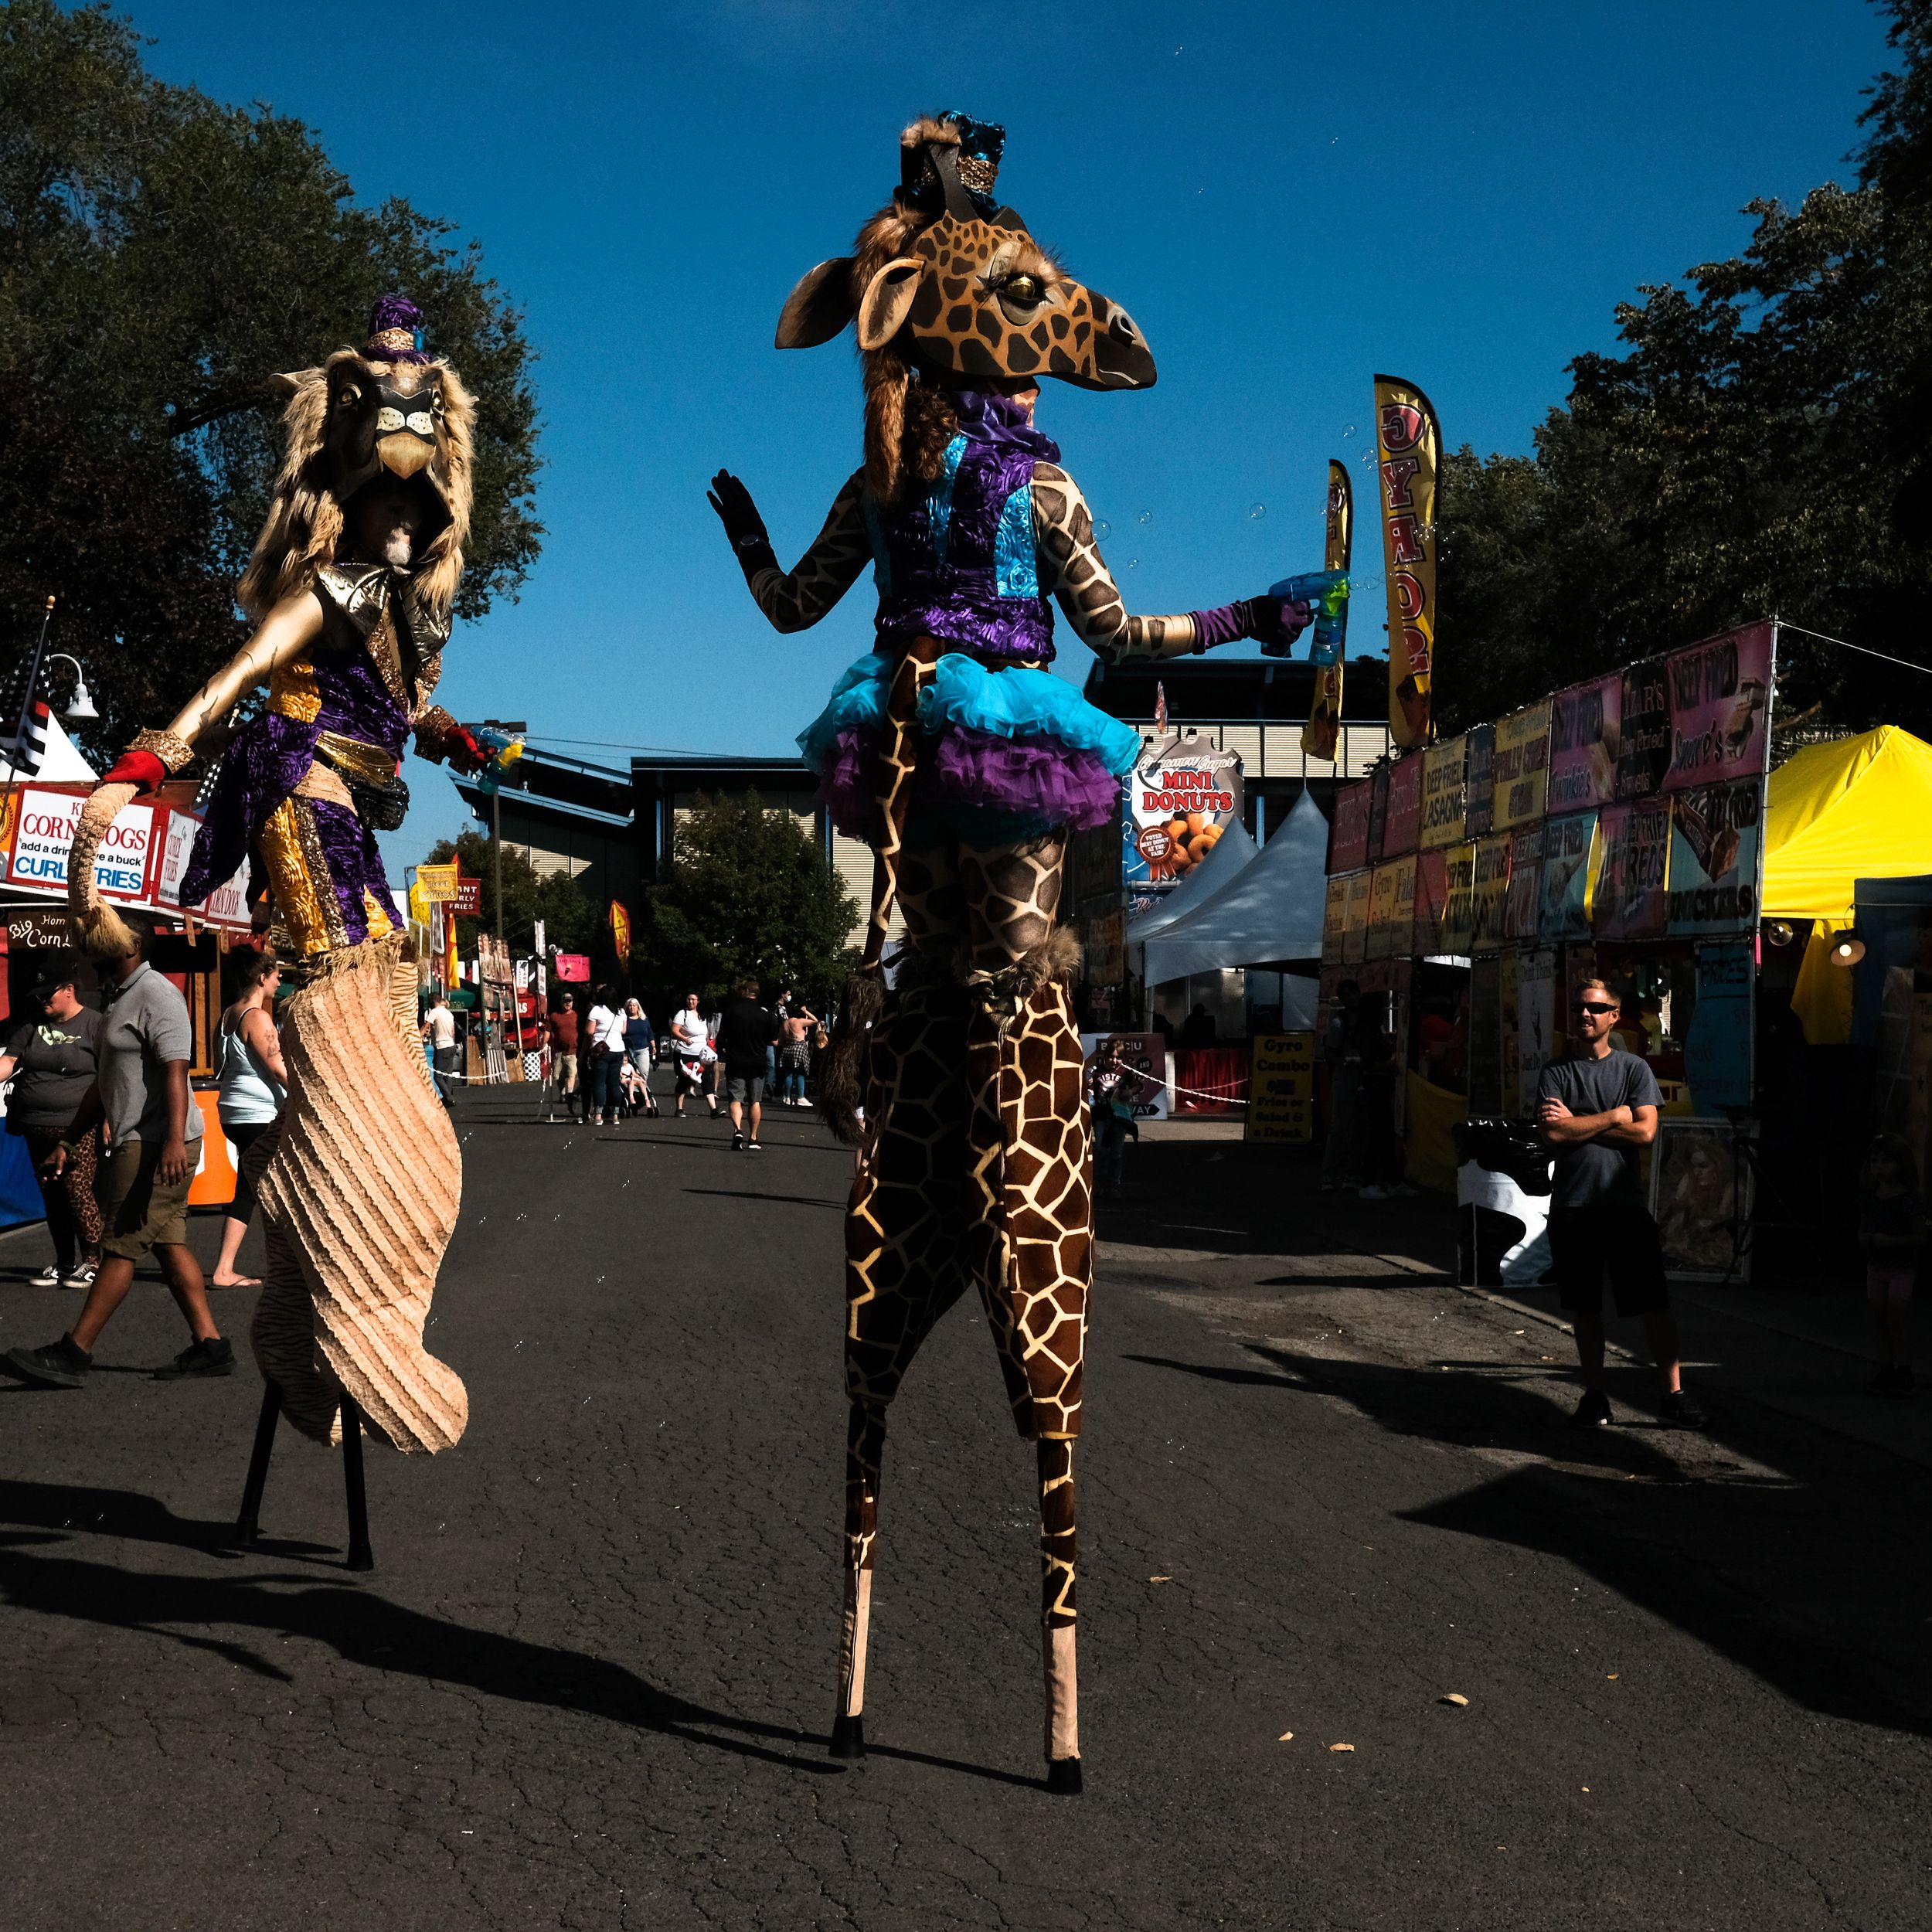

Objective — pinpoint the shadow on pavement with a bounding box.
[0,1482,1049,1786]
[1126,1342,1932,1739]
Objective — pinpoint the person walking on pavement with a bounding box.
[584,986,627,1126]
[211,946,287,1288]
[547,993,581,1121]
[0,954,104,1291]
[2,921,233,1389]
[777,998,818,1107]
[670,992,718,1121]
[1536,975,1706,1430]
[623,998,659,1118]
[718,977,779,1151]
[420,988,458,1107]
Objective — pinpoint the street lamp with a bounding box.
[46,654,97,723]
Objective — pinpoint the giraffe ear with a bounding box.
[855,256,925,352]
[776,257,856,349]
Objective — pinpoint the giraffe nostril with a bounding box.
[1111,311,1138,342]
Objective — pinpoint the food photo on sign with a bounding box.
[1665,622,1773,789]
[1121,730,1243,906]
[1667,778,1761,934]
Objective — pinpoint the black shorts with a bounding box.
[1546,1206,1671,1318]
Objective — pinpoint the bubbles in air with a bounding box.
[1138,511,1154,524]
[1249,503,1267,519]
[1094,519,1111,541]
[1128,558,1139,570]
[1342,425,1356,438]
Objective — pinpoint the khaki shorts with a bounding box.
[99,1138,197,1261]
[553,1051,579,1084]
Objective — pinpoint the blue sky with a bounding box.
[120,0,1891,873]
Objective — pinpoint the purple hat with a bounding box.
[365,294,430,364]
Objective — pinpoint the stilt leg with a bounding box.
[341,1395,375,1573]
[832,1400,886,1759]
[234,1379,283,1546]
[1039,1437,1082,1793]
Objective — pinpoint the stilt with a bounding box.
[234,1379,284,1546]
[832,1400,885,1759]
[1038,1437,1082,1793]
[341,1394,375,1572]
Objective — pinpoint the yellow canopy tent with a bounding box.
[1763,726,1932,1042]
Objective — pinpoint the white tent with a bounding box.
[1140,787,1330,985]
[0,710,97,784]
[1123,815,1259,954]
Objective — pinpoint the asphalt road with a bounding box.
[2,1092,1927,1931]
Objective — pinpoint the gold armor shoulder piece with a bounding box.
[130,727,196,774]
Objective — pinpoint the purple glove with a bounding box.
[1188,597,1313,655]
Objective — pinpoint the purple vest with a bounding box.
[868,391,1058,664]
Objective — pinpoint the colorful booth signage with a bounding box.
[1367,856,1417,961]
[1440,842,1478,955]
[1321,875,1350,966]
[1665,621,1774,791]
[1420,735,1467,849]
[1594,798,1671,940]
[1464,723,1495,837]
[1383,753,1423,858]
[1547,674,1621,813]
[1666,777,1761,935]
[1617,657,1672,800]
[1492,701,1551,830]
[1342,869,1372,964]
[1413,846,1450,954]
[1539,811,1597,941]
[1330,777,1372,873]
[1471,835,1512,950]
[1505,823,1544,942]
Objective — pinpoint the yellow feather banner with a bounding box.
[1301,459,1351,760]
[1374,374,1440,749]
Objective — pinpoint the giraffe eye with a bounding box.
[1001,274,1046,307]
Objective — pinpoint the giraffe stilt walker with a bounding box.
[63,298,493,1480]
[710,115,1317,1791]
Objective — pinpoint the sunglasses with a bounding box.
[1574,1000,1618,1015]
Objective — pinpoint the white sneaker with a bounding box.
[60,1262,98,1291]
[28,1264,61,1288]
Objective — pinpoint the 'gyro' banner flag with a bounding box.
[1302,460,1352,760]
[1374,374,1440,750]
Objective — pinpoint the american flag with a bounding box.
[6,698,49,778]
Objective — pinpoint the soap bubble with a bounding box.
[1128,557,1139,570]
[1094,519,1111,541]
[1342,425,1356,438]
[1249,503,1267,519]
[1138,510,1154,524]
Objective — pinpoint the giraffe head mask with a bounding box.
[776,114,1156,498]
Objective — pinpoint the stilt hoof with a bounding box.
[1046,1757,1083,1795]
[345,1547,375,1573]
[829,1713,866,1760]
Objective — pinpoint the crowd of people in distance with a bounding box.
[541,981,821,1146]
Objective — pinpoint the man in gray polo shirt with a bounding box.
[2,923,233,1389]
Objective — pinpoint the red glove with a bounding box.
[100,750,167,794]
[448,727,487,774]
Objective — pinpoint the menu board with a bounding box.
[1492,701,1551,830]
[1539,811,1597,941]
[1413,846,1450,954]
[1321,874,1350,965]
[1666,777,1762,936]
[1594,798,1671,941]
[1547,674,1621,814]
[1441,842,1477,955]
[1383,753,1423,858]
[1246,1032,1317,1144]
[1471,834,1512,950]
[1342,868,1372,964]
[1420,735,1468,849]
[1505,822,1544,942]
[1665,621,1774,791]
[1464,723,1496,836]
[1331,778,1372,873]
[1617,657,1672,800]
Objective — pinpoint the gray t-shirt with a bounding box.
[1536,1048,1661,1210]
[5,1005,103,1128]
[98,963,203,1145]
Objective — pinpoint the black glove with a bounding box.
[707,470,776,570]
[1250,594,1313,658]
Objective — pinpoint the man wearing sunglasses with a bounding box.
[1536,978,1706,1430]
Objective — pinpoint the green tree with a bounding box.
[423,829,596,960]
[0,0,543,759]
[638,793,858,1007]
[1436,0,1932,738]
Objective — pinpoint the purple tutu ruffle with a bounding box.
[819,722,1122,845]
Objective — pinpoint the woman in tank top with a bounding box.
[211,947,287,1288]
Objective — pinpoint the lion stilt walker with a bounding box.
[66,298,492,1548]
[709,116,1316,1791]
